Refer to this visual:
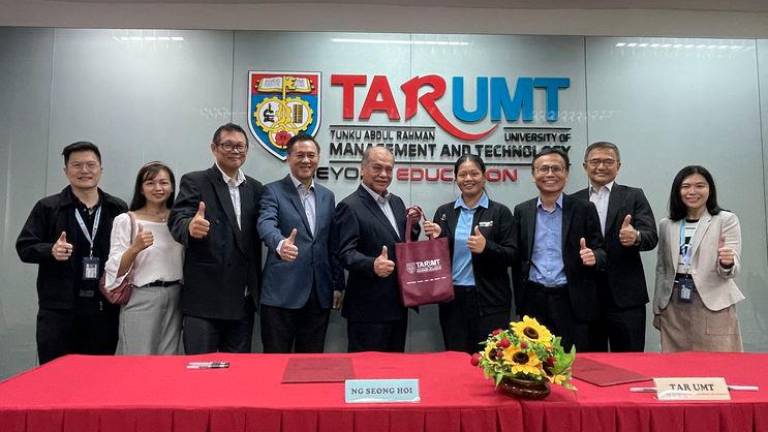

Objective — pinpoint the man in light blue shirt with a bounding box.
[512,148,606,351]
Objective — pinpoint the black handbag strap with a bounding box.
[404,206,424,244]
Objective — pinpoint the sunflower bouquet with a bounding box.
[470,315,576,390]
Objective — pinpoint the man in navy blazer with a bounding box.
[335,146,418,352]
[257,134,342,353]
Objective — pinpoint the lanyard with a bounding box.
[74,206,102,257]
[678,221,695,271]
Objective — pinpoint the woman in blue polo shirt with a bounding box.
[424,154,516,354]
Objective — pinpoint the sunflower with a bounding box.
[502,346,543,377]
[483,341,496,360]
[549,374,568,385]
[511,316,553,347]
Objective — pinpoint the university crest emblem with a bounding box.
[248,71,321,160]
[405,262,416,274]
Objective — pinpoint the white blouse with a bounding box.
[104,212,184,289]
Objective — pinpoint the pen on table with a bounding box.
[630,385,758,392]
[186,361,230,369]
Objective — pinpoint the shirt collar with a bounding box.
[536,193,563,210]
[589,181,615,195]
[215,162,245,187]
[289,173,314,191]
[361,182,389,204]
[454,193,489,210]
[67,186,103,210]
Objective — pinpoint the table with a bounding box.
[1,352,767,432]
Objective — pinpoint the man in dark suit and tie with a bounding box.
[168,123,264,354]
[335,146,418,352]
[513,147,606,351]
[257,134,343,353]
[573,141,657,352]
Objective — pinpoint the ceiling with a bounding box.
[41,0,768,13]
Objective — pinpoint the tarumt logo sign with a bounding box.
[248,72,321,161]
[330,74,570,140]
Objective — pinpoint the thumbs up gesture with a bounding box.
[51,231,73,261]
[131,224,154,252]
[718,234,735,268]
[467,226,486,254]
[618,214,639,247]
[579,237,596,266]
[188,201,210,239]
[278,228,299,262]
[373,245,395,278]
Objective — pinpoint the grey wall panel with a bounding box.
[0,27,55,379]
[47,29,236,199]
[758,39,768,352]
[585,37,766,351]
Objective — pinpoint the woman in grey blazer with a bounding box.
[653,165,744,352]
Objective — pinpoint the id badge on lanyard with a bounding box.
[75,207,102,280]
[677,222,695,303]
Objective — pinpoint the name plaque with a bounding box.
[344,379,420,403]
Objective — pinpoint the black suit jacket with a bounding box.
[432,199,517,315]
[168,165,264,320]
[513,193,606,322]
[573,184,658,308]
[336,185,414,322]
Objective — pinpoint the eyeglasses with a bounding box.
[586,158,617,168]
[68,161,100,172]
[534,164,565,175]
[218,141,248,153]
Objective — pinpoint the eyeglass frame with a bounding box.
[533,164,567,175]
[585,158,618,168]
[217,140,249,153]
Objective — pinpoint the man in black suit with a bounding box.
[513,147,606,351]
[573,141,657,352]
[335,146,417,352]
[168,123,264,354]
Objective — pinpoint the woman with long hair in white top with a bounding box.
[105,161,184,354]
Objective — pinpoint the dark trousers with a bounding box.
[588,283,646,352]
[183,301,255,354]
[439,285,510,354]
[519,281,589,352]
[260,288,330,353]
[37,303,119,364]
[347,317,407,353]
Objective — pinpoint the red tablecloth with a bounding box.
[1,352,766,432]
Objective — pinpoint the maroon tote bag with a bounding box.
[395,207,454,307]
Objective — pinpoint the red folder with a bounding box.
[572,357,651,387]
[281,358,355,383]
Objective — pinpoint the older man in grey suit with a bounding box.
[257,134,342,353]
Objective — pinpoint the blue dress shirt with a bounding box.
[529,194,567,287]
[452,193,489,286]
